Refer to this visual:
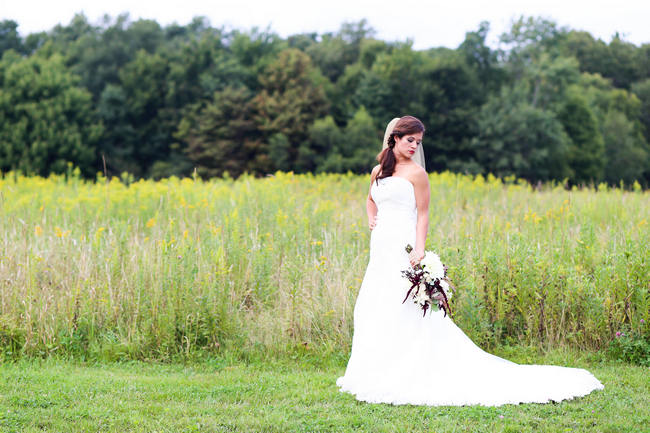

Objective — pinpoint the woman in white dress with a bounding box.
[336,116,604,406]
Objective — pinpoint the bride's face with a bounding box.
[394,133,423,161]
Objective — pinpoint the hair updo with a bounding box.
[377,115,425,181]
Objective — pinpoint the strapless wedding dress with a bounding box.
[336,176,604,406]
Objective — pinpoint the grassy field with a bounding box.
[0,349,648,433]
[0,171,648,361]
[1,171,648,432]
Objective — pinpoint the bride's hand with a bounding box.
[409,249,425,267]
[368,215,377,230]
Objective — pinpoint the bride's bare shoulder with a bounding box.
[408,164,428,185]
[370,164,381,182]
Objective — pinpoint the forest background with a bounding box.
[1,14,650,186]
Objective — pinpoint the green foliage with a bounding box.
[64,14,165,98]
[355,44,427,125]
[0,20,23,55]
[578,75,650,184]
[313,107,380,173]
[307,116,343,171]
[252,48,329,171]
[498,16,567,77]
[114,49,172,176]
[557,91,605,183]
[631,78,650,142]
[0,53,102,176]
[177,86,260,177]
[2,15,650,185]
[305,20,373,83]
[458,21,505,95]
[1,172,647,360]
[419,52,484,172]
[607,324,650,366]
[600,109,649,185]
[471,90,571,181]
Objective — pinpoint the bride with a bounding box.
[336,116,604,406]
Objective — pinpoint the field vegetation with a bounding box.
[0,171,647,363]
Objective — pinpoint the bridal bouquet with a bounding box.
[401,244,454,317]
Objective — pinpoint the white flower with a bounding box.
[421,251,444,279]
[414,290,429,306]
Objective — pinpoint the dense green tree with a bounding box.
[63,15,164,99]
[340,106,380,171]
[315,107,379,173]
[459,21,505,95]
[0,53,102,176]
[0,20,22,55]
[560,32,609,75]
[252,48,329,171]
[631,79,650,142]
[601,110,649,185]
[228,28,284,91]
[96,84,138,175]
[354,44,427,126]
[267,133,292,172]
[578,74,650,184]
[177,86,260,178]
[287,32,318,52]
[471,88,572,181]
[557,91,605,183]
[560,31,646,90]
[418,52,484,173]
[306,20,374,83]
[111,50,170,176]
[602,35,643,89]
[2,14,650,185]
[499,16,568,79]
[305,116,343,172]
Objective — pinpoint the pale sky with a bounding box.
[2,0,650,49]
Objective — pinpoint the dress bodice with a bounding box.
[368,176,417,267]
[371,176,417,224]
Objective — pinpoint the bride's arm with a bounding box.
[367,165,380,230]
[411,169,430,265]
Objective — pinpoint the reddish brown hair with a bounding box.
[377,115,425,181]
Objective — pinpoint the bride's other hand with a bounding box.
[368,215,377,230]
[409,248,424,267]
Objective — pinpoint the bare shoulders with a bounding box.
[394,163,427,186]
[410,165,428,185]
[370,165,381,183]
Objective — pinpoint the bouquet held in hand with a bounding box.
[401,244,454,317]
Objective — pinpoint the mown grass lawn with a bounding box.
[1,350,647,433]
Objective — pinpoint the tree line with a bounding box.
[1,15,649,186]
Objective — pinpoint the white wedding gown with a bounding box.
[336,176,604,406]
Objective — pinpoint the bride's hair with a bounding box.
[377,115,425,181]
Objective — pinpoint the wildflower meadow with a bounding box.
[0,171,648,362]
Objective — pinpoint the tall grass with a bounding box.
[0,170,647,360]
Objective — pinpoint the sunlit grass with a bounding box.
[0,350,647,433]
